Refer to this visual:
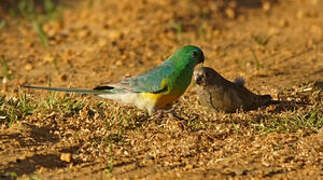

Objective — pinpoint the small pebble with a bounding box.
[25,63,33,71]
[225,8,235,19]
[262,2,271,12]
[60,153,72,163]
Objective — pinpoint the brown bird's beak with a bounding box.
[195,75,203,85]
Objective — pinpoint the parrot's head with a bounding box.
[193,67,216,86]
[171,45,205,68]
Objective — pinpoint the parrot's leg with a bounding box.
[147,107,156,116]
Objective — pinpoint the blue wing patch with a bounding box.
[94,60,174,93]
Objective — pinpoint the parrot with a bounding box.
[23,45,205,115]
[193,67,272,113]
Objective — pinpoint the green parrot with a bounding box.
[23,45,205,115]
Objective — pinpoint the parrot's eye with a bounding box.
[191,51,198,57]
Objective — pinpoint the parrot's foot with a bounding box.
[152,109,176,120]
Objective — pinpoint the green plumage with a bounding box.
[97,45,204,94]
[22,45,205,114]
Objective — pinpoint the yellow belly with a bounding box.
[140,92,181,109]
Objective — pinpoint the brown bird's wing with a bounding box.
[231,83,272,111]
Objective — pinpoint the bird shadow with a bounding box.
[1,153,67,178]
[0,123,59,147]
[266,100,308,114]
[235,0,278,9]
[0,123,84,177]
[214,0,279,15]
[0,144,83,178]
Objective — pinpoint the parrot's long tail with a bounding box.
[22,85,106,95]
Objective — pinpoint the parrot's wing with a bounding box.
[95,62,174,93]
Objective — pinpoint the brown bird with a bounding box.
[193,67,272,113]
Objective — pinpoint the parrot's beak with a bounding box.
[200,51,205,64]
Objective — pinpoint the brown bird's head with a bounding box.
[193,67,217,86]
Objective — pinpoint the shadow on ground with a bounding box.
[0,123,59,146]
[0,144,83,178]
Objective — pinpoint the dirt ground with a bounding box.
[0,0,322,179]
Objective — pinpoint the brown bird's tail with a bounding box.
[259,94,273,106]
